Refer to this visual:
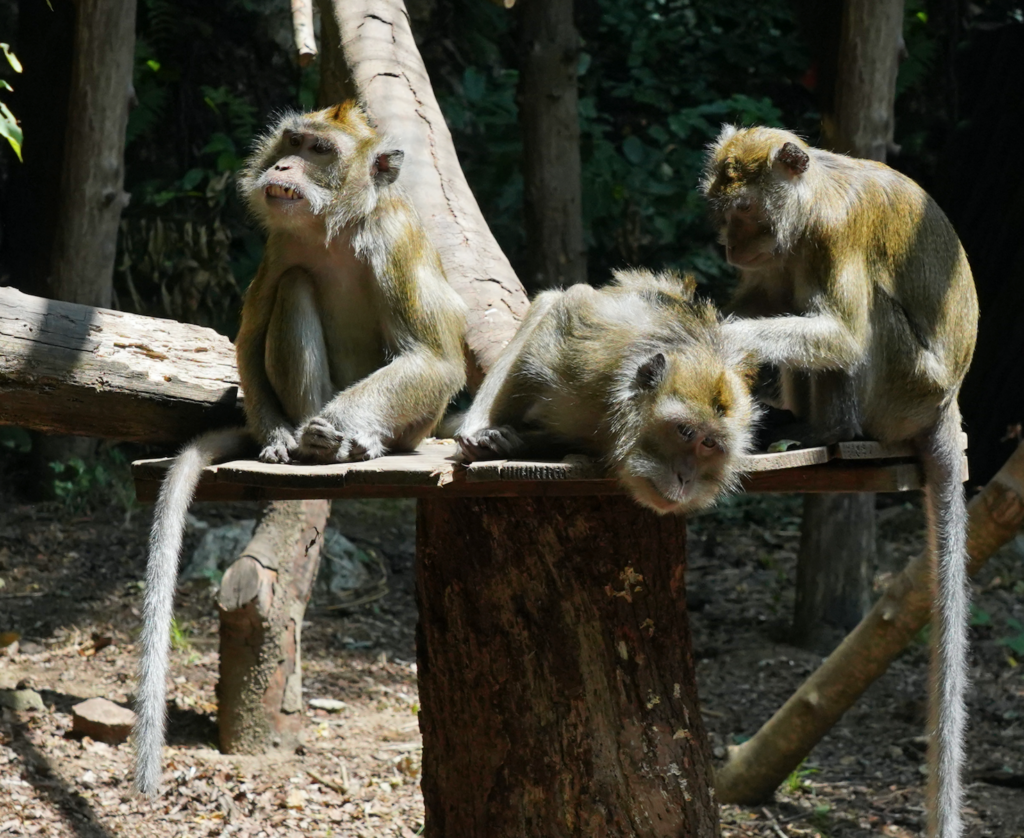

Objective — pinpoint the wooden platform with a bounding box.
[132,437,968,503]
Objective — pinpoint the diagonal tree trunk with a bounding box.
[716,442,1024,804]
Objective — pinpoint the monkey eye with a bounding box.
[701,437,718,450]
[677,425,696,441]
[312,139,333,155]
[288,134,302,148]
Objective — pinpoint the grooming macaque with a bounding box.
[457,269,758,514]
[133,103,467,796]
[702,126,978,838]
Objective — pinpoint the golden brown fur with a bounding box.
[133,103,467,797]
[457,269,758,514]
[703,126,978,838]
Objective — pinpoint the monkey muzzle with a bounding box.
[265,183,304,201]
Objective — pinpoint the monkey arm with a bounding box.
[723,312,865,371]
[725,262,871,372]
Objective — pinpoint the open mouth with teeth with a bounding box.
[265,183,304,201]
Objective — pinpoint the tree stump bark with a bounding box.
[416,495,719,838]
[217,499,329,754]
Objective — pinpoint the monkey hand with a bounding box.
[258,427,299,464]
[455,426,524,462]
[296,416,388,463]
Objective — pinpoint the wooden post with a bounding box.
[217,499,329,754]
[415,495,719,838]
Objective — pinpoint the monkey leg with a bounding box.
[806,369,863,445]
[266,272,334,430]
[456,292,561,458]
[918,405,970,838]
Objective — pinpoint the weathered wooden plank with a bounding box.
[831,432,967,460]
[0,286,243,443]
[743,461,924,493]
[132,439,935,502]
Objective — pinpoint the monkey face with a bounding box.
[618,413,733,514]
[249,129,338,228]
[702,126,813,269]
[616,354,754,515]
[238,104,405,240]
[720,199,778,269]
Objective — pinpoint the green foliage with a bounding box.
[782,758,819,794]
[117,0,306,333]
[433,0,815,295]
[0,42,23,161]
[577,0,813,289]
[169,617,193,652]
[0,427,31,454]
[997,617,1024,657]
[47,447,137,515]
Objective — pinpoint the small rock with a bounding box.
[284,788,307,810]
[0,688,45,712]
[71,697,136,745]
[309,698,348,713]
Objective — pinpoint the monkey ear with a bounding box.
[776,142,810,177]
[634,352,667,391]
[372,149,404,186]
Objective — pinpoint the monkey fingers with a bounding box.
[456,426,524,462]
[297,416,386,463]
[258,427,299,464]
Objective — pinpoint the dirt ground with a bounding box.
[1,457,1023,837]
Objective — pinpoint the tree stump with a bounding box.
[415,495,719,838]
[217,499,329,754]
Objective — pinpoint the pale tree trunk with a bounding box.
[792,0,903,645]
[716,442,1024,803]
[517,0,587,291]
[315,0,530,385]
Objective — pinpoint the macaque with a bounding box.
[133,103,467,796]
[457,269,758,514]
[702,126,978,838]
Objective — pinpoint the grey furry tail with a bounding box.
[132,428,247,797]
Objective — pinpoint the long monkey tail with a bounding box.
[920,405,970,838]
[132,428,249,797]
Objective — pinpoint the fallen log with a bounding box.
[0,285,241,444]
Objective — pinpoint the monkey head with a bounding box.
[613,339,757,515]
[238,102,405,241]
[701,125,812,270]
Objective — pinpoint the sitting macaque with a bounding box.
[133,103,467,796]
[702,126,978,838]
[457,269,758,514]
